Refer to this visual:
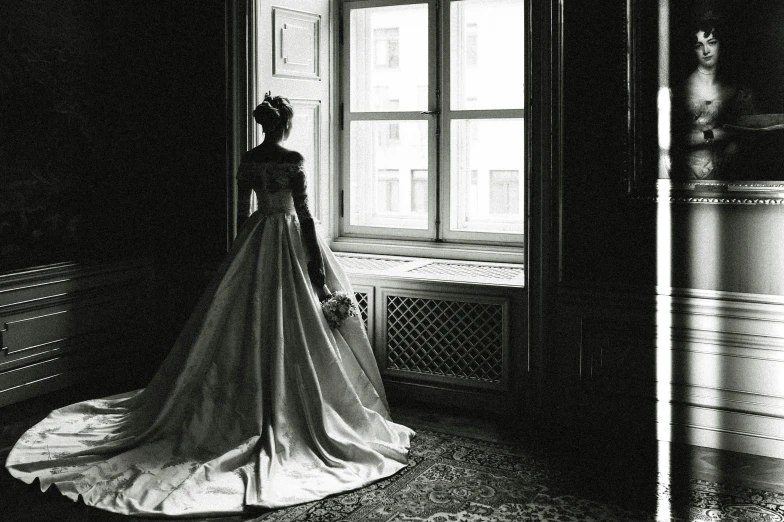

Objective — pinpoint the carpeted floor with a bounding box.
[3,403,784,521]
[247,428,784,522]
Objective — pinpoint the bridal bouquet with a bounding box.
[321,291,360,329]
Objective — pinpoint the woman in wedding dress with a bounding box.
[5,95,414,517]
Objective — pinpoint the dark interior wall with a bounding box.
[560,1,784,297]
[560,1,658,290]
[1,0,227,273]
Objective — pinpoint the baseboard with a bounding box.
[385,379,525,419]
[663,404,784,460]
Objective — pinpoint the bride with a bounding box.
[5,95,414,516]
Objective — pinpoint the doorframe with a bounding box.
[525,0,560,416]
[226,0,252,247]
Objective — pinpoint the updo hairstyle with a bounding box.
[253,95,294,139]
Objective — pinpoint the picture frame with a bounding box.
[626,0,784,203]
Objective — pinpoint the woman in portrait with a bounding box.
[5,96,415,517]
[669,16,756,180]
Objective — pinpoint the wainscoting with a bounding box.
[0,259,155,408]
[556,286,784,459]
[337,253,528,416]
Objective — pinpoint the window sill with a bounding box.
[333,251,524,288]
[329,236,524,266]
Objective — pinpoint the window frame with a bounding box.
[340,0,438,240]
[336,0,528,258]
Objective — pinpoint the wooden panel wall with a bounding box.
[552,288,784,458]
[0,259,156,407]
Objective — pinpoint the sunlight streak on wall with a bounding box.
[656,1,673,520]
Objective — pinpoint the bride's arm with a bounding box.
[291,161,329,300]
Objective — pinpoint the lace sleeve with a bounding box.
[290,167,325,288]
[290,167,314,220]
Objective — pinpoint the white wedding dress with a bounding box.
[5,161,414,516]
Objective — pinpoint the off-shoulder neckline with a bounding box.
[241,161,303,168]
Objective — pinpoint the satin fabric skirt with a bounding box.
[5,210,414,516]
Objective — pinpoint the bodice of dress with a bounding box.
[685,96,725,129]
[236,160,326,288]
[236,162,312,220]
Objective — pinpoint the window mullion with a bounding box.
[433,0,443,241]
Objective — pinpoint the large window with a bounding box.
[341,0,525,246]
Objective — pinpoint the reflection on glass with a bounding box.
[350,120,428,229]
[451,0,524,111]
[350,4,428,112]
[451,118,524,234]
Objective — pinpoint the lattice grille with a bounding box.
[386,295,504,383]
[354,292,369,331]
[409,262,523,280]
[338,256,412,271]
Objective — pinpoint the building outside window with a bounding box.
[489,169,520,214]
[376,169,401,212]
[466,23,478,67]
[411,169,428,214]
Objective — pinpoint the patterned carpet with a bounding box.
[3,420,784,521]
[251,429,784,522]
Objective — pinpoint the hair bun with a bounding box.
[252,95,294,136]
[253,100,281,127]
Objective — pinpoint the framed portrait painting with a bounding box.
[627,0,784,202]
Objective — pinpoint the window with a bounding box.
[466,23,479,67]
[489,170,520,214]
[389,123,400,142]
[376,169,400,212]
[411,169,428,213]
[373,27,400,68]
[341,0,525,246]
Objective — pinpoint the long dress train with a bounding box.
[5,161,414,517]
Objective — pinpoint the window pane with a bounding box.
[350,120,428,229]
[450,0,524,111]
[450,118,524,234]
[350,4,428,112]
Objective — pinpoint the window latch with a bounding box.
[420,110,439,115]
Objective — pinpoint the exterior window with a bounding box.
[342,0,524,244]
[389,123,400,142]
[466,23,478,67]
[377,169,400,212]
[374,28,400,68]
[411,169,428,213]
[489,170,520,214]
